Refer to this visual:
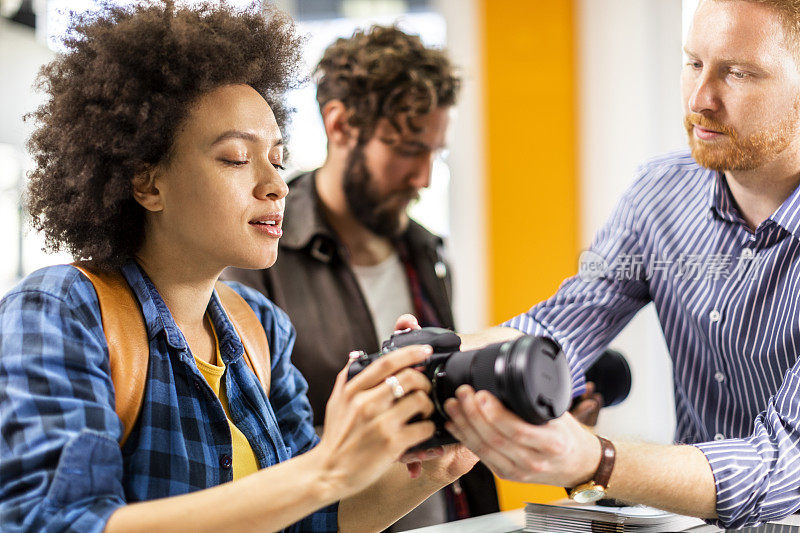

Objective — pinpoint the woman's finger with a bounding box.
[350,368,433,420]
[386,389,435,424]
[394,314,420,332]
[400,446,444,464]
[346,344,432,392]
[406,461,423,479]
[391,419,437,454]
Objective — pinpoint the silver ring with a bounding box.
[385,375,405,399]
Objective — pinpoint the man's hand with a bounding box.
[570,382,603,426]
[443,385,602,488]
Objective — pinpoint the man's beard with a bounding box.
[342,144,418,238]
[685,101,800,172]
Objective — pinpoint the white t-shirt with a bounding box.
[351,252,414,344]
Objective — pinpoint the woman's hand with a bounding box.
[312,344,437,500]
[400,444,479,483]
[391,314,478,483]
[394,313,420,332]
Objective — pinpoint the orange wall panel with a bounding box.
[484,0,578,322]
[482,0,579,510]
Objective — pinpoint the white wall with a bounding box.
[0,19,52,150]
[578,0,686,443]
[434,0,487,333]
[0,18,68,293]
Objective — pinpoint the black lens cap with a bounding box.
[507,337,572,424]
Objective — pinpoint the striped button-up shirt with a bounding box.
[504,151,800,529]
[0,262,338,532]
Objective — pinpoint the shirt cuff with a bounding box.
[693,439,768,529]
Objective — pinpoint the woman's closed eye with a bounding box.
[220,158,249,167]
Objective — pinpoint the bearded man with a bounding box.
[422,0,800,529]
[224,25,499,529]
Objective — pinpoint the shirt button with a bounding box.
[714,433,724,441]
[434,261,447,279]
[714,371,725,383]
[741,248,754,259]
[709,310,721,322]
[219,454,232,469]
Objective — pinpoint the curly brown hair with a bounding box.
[26,1,303,270]
[314,25,460,142]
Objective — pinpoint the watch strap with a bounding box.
[594,435,616,489]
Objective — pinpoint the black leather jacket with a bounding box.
[224,170,498,516]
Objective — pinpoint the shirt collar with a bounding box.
[119,261,245,361]
[769,180,800,242]
[279,171,338,251]
[708,170,800,241]
[708,170,746,225]
[121,261,186,350]
[205,287,246,365]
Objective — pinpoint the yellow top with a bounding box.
[194,317,260,480]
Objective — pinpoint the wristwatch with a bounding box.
[568,435,616,503]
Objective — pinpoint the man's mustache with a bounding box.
[392,189,420,204]
[685,113,737,138]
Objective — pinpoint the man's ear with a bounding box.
[321,100,358,149]
[131,167,164,212]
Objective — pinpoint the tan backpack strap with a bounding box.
[72,264,149,447]
[215,282,271,397]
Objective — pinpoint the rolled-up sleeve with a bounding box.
[694,362,800,529]
[0,279,126,532]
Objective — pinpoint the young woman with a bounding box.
[0,3,475,532]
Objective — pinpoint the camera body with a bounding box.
[347,327,573,450]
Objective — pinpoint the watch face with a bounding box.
[572,487,605,504]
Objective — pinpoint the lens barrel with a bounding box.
[585,348,632,407]
[436,336,572,425]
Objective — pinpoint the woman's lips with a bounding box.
[694,125,725,141]
[250,220,283,239]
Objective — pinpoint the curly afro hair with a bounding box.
[314,25,460,142]
[26,1,304,270]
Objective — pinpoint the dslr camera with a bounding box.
[348,327,633,451]
[347,327,573,451]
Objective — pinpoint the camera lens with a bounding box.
[585,348,632,407]
[434,336,572,425]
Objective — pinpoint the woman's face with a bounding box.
[143,84,288,273]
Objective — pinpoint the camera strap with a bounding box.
[397,241,441,328]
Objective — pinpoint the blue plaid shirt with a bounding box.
[0,262,338,532]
